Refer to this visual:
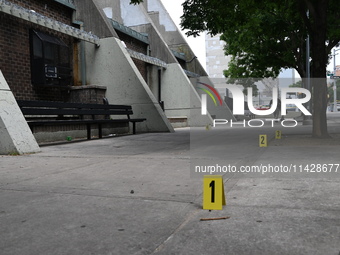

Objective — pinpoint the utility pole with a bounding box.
[258,92,261,106]
[333,48,339,112]
[303,10,312,124]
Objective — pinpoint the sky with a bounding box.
[160,0,339,76]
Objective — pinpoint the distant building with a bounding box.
[205,33,231,79]
[205,33,232,100]
[335,65,340,76]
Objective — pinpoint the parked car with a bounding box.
[256,105,270,110]
[286,104,297,111]
[329,103,340,112]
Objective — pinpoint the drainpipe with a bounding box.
[72,11,86,85]
[158,67,164,111]
[80,38,86,86]
[146,45,151,85]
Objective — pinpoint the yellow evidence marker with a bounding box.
[259,134,267,147]
[203,175,226,210]
[275,130,282,139]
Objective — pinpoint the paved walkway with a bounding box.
[0,114,339,255]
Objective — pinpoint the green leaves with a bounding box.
[181,0,340,80]
[129,0,143,5]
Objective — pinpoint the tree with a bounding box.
[220,2,308,80]
[289,81,303,88]
[130,0,142,4]
[180,0,340,138]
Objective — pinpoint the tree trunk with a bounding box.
[311,78,329,138]
[309,0,330,138]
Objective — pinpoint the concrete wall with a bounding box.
[132,23,178,64]
[92,0,176,65]
[97,0,122,23]
[0,70,40,155]
[147,0,179,35]
[85,37,174,133]
[81,0,232,129]
[147,65,161,103]
[146,0,207,76]
[94,0,149,28]
[120,0,150,27]
[74,0,117,38]
[162,63,213,127]
[98,0,178,65]
[96,0,180,106]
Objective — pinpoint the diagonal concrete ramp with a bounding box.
[0,70,40,155]
[85,37,174,133]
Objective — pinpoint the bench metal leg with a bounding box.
[132,122,136,134]
[98,124,102,138]
[87,124,91,140]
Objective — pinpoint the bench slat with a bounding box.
[26,118,146,124]
[20,108,132,116]
[17,100,132,110]
[26,119,130,125]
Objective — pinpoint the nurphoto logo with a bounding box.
[200,85,312,128]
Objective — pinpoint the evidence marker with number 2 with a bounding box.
[203,175,226,210]
[259,134,267,147]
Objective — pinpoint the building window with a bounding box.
[29,29,72,86]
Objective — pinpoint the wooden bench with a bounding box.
[17,100,146,139]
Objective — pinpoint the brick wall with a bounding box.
[0,0,75,101]
[116,31,148,82]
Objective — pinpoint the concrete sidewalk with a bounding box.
[0,117,339,255]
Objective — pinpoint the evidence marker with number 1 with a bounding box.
[203,175,226,210]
